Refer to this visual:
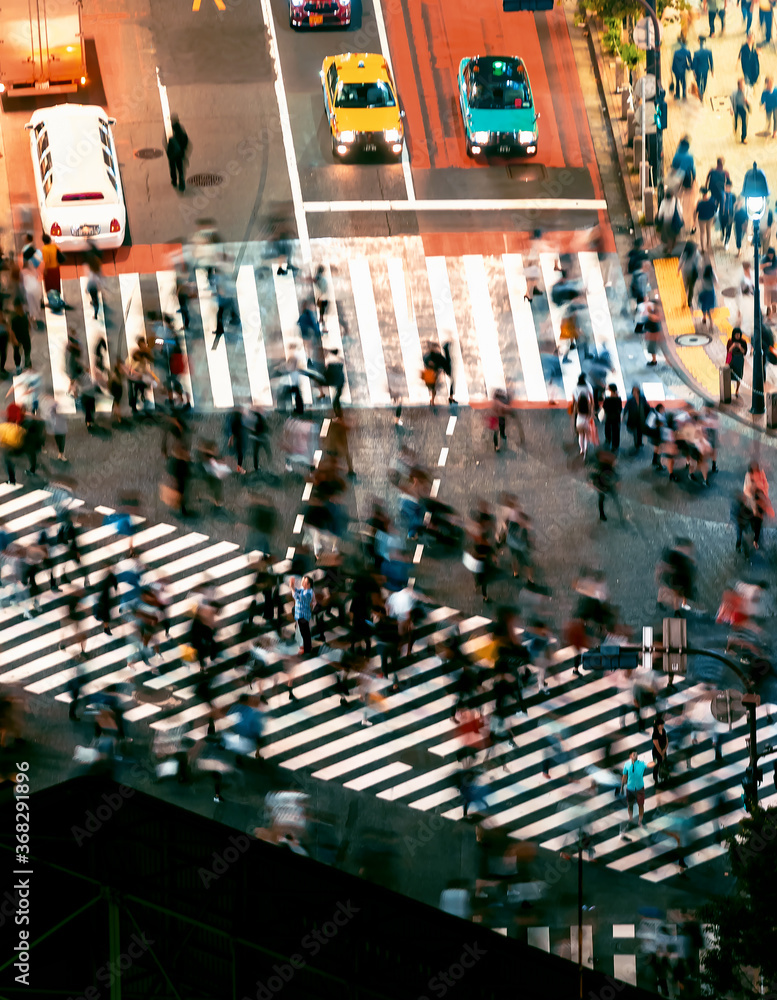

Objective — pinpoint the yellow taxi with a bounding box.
[321,53,405,161]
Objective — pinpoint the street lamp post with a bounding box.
[742,163,770,416]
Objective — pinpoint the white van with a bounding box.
[25,104,126,252]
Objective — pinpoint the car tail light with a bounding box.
[110,219,121,233]
[50,223,62,237]
[80,76,86,85]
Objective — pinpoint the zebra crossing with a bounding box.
[20,247,663,416]
[2,483,767,885]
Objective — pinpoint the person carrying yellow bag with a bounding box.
[0,407,26,486]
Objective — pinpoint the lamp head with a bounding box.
[742,162,770,222]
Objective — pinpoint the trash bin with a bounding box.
[719,365,732,404]
[767,391,777,428]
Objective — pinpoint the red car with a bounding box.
[289,0,350,29]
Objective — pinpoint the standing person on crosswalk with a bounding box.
[94,566,118,636]
[290,574,315,658]
[573,373,596,459]
[619,750,656,832]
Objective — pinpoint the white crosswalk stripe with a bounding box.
[15,251,665,414]
[2,485,771,892]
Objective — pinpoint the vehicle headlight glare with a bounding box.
[337,130,355,143]
[292,0,304,6]
[384,128,401,142]
[519,130,536,144]
[472,131,490,144]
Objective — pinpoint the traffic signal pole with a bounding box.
[637,0,664,200]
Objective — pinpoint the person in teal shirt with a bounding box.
[620,750,657,826]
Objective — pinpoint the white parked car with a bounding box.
[25,104,126,252]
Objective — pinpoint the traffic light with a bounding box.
[742,766,763,813]
[662,618,687,675]
[503,0,555,10]
[654,95,667,131]
[581,644,640,671]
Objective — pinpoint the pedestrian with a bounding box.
[731,77,751,143]
[692,36,714,100]
[651,717,669,786]
[226,407,246,474]
[10,302,31,374]
[657,186,684,252]
[695,187,716,254]
[677,240,701,306]
[719,179,735,248]
[731,489,755,553]
[75,370,97,430]
[734,196,750,257]
[602,383,622,452]
[572,373,596,459]
[619,750,656,832]
[623,385,650,453]
[85,257,103,320]
[742,0,756,32]
[0,407,25,485]
[247,406,272,473]
[759,0,775,45]
[290,574,315,658]
[312,264,330,331]
[726,327,748,396]
[705,0,726,34]
[644,301,662,366]
[592,448,624,523]
[671,38,693,99]
[744,461,773,548]
[698,260,718,327]
[672,136,697,233]
[737,34,760,97]
[41,233,67,310]
[107,362,124,424]
[95,567,117,635]
[166,113,189,192]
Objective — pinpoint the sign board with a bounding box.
[634,73,657,101]
[634,17,661,50]
[711,689,746,725]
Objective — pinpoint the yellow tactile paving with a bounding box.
[653,256,727,398]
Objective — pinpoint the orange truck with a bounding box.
[0,0,86,96]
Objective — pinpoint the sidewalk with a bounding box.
[586,0,777,425]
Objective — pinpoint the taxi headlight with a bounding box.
[384,128,402,142]
[519,130,537,144]
[471,131,491,144]
[291,0,304,6]
[337,130,355,143]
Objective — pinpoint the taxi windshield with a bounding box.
[335,80,396,109]
[469,59,531,110]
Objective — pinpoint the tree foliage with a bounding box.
[701,807,777,998]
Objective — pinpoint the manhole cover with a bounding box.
[506,163,548,182]
[676,333,712,347]
[134,147,163,159]
[722,286,737,298]
[188,173,224,188]
[710,96,728,112]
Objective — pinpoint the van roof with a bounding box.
[28,105,119,207]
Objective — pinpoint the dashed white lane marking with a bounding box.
[438,447,449,467]
[446,416,457,436]
[413,544,424,564]
[430,479,440,499]
[293,515,304,535]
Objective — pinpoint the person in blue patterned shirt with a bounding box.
[290,575,315,660]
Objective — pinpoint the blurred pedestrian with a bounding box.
[166,114,189,192]
[731,77,751,144]
[619,750,656,830]
[602,383,622,452]
[623,385,650,453]
[592,448,623,523]
[693,36,714,99]
[651,717,669,786]
[726,327,748,396]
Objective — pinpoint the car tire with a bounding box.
[465,142,474,158]
[331,135,341,160]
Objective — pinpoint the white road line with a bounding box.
[539,252,580,399]
[570,926,594,969]
[445,415,456,436]
[371,0,415,202]
[118,272,153,413]
[44,305,75,413]
[579,252,627,398]
[430,478,440,498]
[528,927,551,952]
[438,447,448,467]
[502,253,548,403]
[463,255,506,398]
[155,66,173,140]
[273,270,312,406]
[304,198,607,213]
[343,761,412,791]
[258,0,311,265]
[348,258,391,405]
[613,956,637,986]
[156,271,195,404]
[195,269,234,410]
[425,257,470,405]
[386,258,427,404]
[318,263,351,406]
[79,276,111,412]
[235,264,273,407]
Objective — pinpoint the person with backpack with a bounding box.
[657,187,684,252]
[572,373,595,458]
